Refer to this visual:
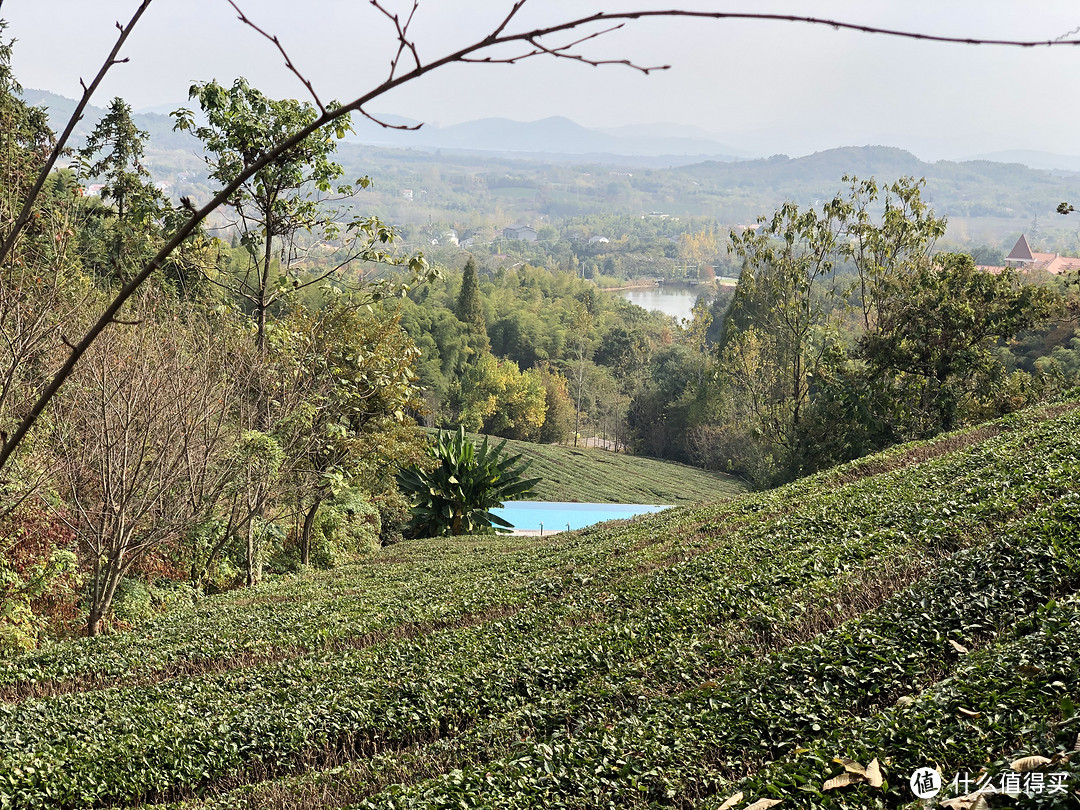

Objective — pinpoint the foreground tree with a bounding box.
[282,303,424,565]
[0,29,86,459]
[174,78,357,357]
[52,293,238,634]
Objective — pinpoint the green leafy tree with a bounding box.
[449,352,547,440]
[396,427,540,537]
[455,256,488,349]
[569,302,594,447]
[845,176,947,333]
[859,252,1056,432]
[724,195,848,457]
[0,24,53,254]
[280,303,424,565]
[175,78,371,356]
[76,97,167,283]
[173,78,433,586]
[536,365,575,444]
[0,30,88,491]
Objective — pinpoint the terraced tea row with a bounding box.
[3,403,1080,808]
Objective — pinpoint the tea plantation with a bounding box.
[496,438,746,505]
[3,400,1080,808]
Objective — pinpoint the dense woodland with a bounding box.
[3,15,1080,652]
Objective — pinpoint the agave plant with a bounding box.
[396,427,541,537]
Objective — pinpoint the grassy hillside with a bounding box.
[3,400,1080,808]
[495,438,746,504]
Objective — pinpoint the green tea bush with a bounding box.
[314,488,382,562]
[111,579,201,630]
[5,403,1080,809]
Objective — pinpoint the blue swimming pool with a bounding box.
[490,501,670,533]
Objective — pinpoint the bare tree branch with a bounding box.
[0,0,153,268]
[4,5,1080,473]
[358,107,423,131]
[225,0,326,114]
[542,11,1080,48]
[491,0,530,39]
[519,24,671,74]
[371,0,423,80]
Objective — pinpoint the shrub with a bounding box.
[269,488,381,572]
[397,427,540,537]
[371,489,411,546]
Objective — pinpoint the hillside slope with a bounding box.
[497,438,746,504]
[2,401,1080,808]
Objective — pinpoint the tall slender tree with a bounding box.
[77,97,166,283]
[725,195,848,453]
[173,78,356,357]
[456,258,486,329]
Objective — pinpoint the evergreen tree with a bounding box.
[0,25,57,267]
[77,97,166,283]
[456,257,487,335]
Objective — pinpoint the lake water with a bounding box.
[617,284,703,321]
[491,501,670,534]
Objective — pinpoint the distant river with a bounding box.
[617,284,704,321]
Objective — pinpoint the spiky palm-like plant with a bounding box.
[396,427,540,537]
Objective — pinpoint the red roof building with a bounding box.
[981,234,1080,276]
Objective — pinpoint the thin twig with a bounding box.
[371,0,422,81]
[225,0,326,113]
[1055,24,1080,43]
[523,25,670,74]
[0,0,153,268]
[358,108,422,131]
[491,0,530,39]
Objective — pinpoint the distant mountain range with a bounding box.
[344,114,748,163]
[22,87,1080,177]
[666,145,1080,213]
[21,88,744,163]
[17,85,1080,246]
[21,88,198,152]
[962,150,1080,175]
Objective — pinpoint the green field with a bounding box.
[3,401,1080,808]
[499,438,746,504]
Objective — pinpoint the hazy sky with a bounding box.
[4,1,1080,159]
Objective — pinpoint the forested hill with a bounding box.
[3,397,1080,807]
[20,87,198,152]
[328,142,1080,241]
[669,145,1080,222]
[24,85,1080,242]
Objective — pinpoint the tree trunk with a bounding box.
[300,498,322,566]
[87,549,124,637]
[246,512,258,588]
[257,227,273,359]
[573,359,585,448]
